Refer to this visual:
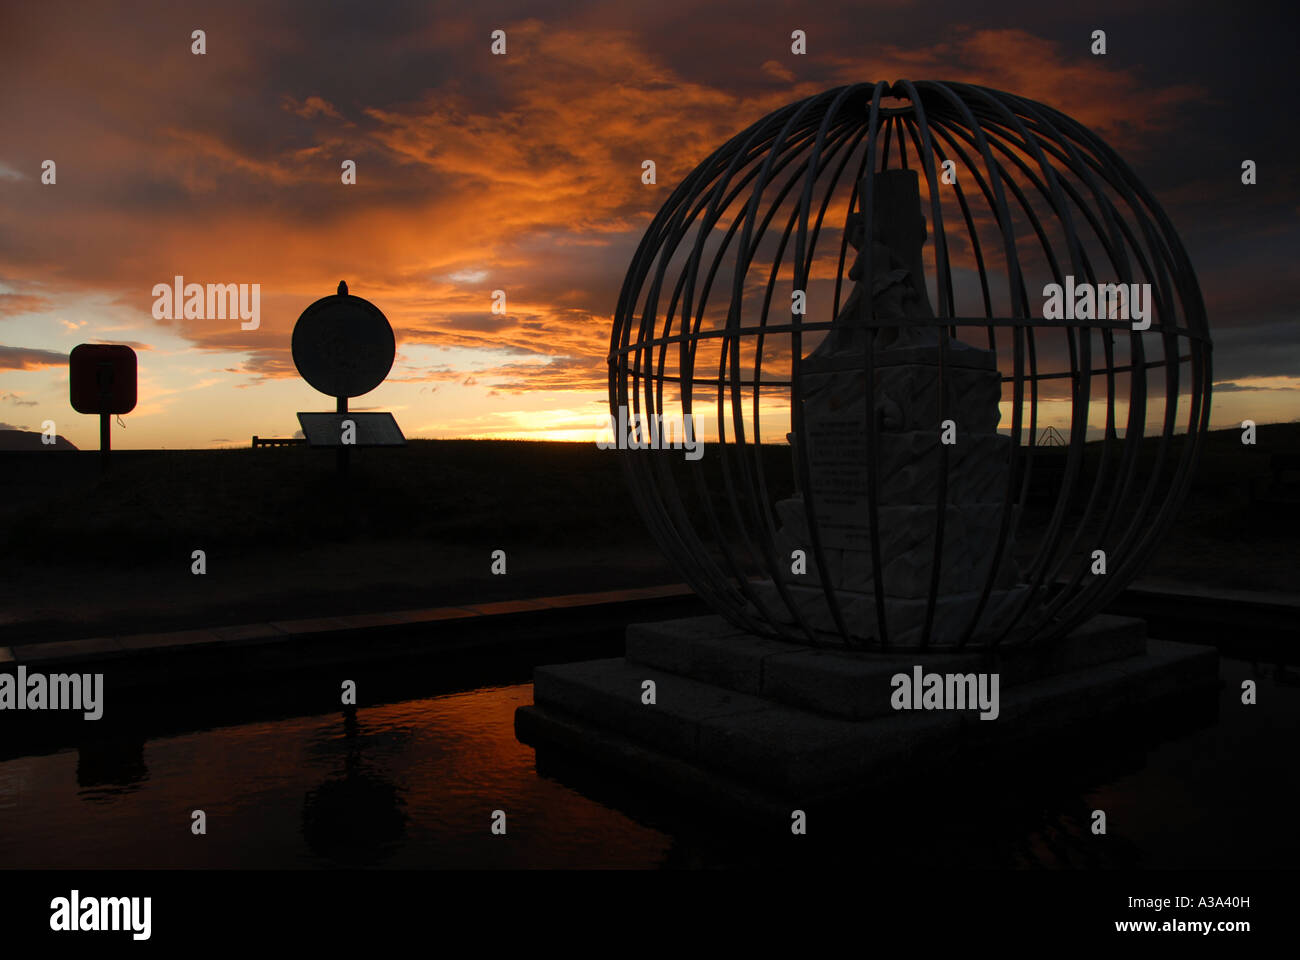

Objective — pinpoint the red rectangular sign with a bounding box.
[70,344,137,415]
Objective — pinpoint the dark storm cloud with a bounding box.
[0,345,67,370]
[1210,322,1300,381]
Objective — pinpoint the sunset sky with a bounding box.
[1,0,1296,449]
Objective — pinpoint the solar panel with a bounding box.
[296,412,406,447]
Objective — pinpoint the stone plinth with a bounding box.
[515,614,1219,816]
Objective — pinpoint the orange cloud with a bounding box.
[0,294,53,317]
[828,28,1208,151]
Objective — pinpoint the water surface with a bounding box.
[0,656,1294,869]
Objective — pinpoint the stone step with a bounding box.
[533,657,775,761]
[528,638,1217,799]
[626,613,1147,720]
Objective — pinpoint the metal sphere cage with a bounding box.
[610,80,1212,651]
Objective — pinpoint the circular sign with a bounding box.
[291,282,395,398]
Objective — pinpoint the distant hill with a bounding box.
[0,429,77,451]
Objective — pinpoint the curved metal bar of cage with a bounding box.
[942,85,1162,644]
[913,99,1037,647]
[771,83,886,646]
[934,97,1116,644]
[665,117,838,638]
[956,76,1196,642]
[962,101,1069,644]
[985,85,1205,641]
[621,102,871,645]
[752,97,875,644]
[620,124,788,633]
[961,91,1041,644]
[926,108,1183,637]
[1040,102,1211,631]
[917,115,1049,646]
[936,114,1133,591]
[683,125,820,635]
[1010,98,1182,638]
[712,107,868,642]
[911,83,1036,646]
[958,83,1103,648]
[685,85,861,645]
[670,125,795,629]
[856,82,894,646]
[729,90,859,642]
[720,123,860,643]
[790,95,882,646]
[893,80,951,650]
[698,109,858,640]
[994,96,1158,640]
[624,152,736,616]
[680,118,821,636]
[1064,100,1212,606]
[650,100,829,638]
[614,154,728,622]
[741,82,891,646]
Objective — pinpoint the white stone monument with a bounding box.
[755,169,1029,646]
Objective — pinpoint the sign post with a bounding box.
[336,394,349,476]
[70,344,137,469]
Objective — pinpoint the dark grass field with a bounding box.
[3,439,662,564]
[0,440,681,641]
[0,424,1295,641]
